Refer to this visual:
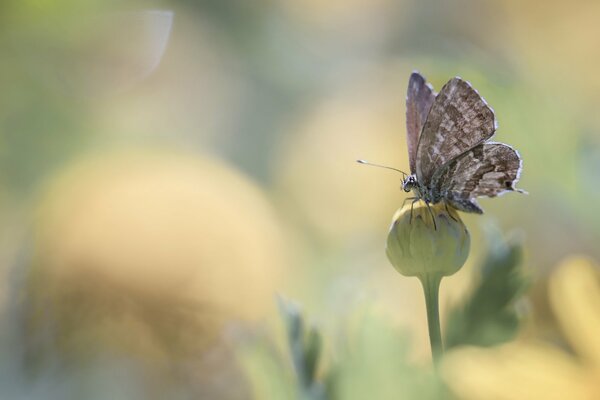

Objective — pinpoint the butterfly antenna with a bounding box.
[356,160,408,178]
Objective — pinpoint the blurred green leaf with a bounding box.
[278,296,327,400]
[444,228,528,349]
[304,326,322,385]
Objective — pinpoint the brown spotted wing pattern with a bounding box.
[406,72,436,174]
[431,143,523,213]
[404,73,523,214]
[415,77,496,186]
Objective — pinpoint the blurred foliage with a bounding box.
[246,298,449,400]
[445,229,527,349]
[0,0,600,399]
[278,297,326,400]
[442,256,600,400]
[326,312,448,400]
[242,229,528,400]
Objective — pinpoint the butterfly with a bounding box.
[359,72,524,226]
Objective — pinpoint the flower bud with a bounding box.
[386,201,470,278]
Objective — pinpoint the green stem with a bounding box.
[419,273,443,363]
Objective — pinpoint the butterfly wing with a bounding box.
[406,72,436,174]
[432,143,523,214]
[415,77,496,186]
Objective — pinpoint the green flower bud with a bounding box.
[386,201,470,278]
[386,200,470,361]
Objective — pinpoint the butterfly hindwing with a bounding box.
[433,143,522,213]
[415,77,496,185]
[406,72,436,174]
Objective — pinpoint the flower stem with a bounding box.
[419,273,443,363]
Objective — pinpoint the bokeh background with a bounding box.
[1,0,600,399]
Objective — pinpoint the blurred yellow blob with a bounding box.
[503,0,600,96]
[274,75,410,243]
[27,150,285,363]
[441,256,600,400]
[549,256,600,367]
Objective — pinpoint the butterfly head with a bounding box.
[402,174,418,192]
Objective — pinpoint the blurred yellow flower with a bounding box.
[24,149,286,395]
[442,256,600,400]
[274,73,411,243]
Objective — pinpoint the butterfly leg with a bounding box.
[409,198,420,225]
[401,196,417,208]
[444,201,459,222]
[425,201,437,230]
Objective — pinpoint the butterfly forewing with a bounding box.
[433,143,522,212]
[415,77,496,186]
[406,72,436,174]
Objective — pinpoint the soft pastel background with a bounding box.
[0,1,599,399]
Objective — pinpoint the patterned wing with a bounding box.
[433,143,523,214]
[406,72,436,174]
[416,77,496,185]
